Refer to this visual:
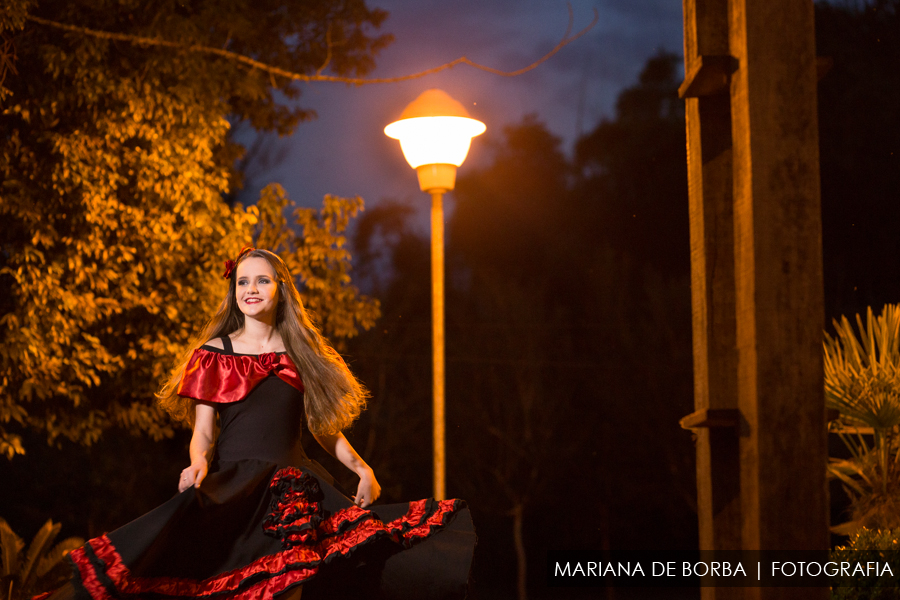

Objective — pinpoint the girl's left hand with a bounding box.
[179,461,208,493]
[353,467,381,508]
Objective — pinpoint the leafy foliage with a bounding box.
[0,0,384,454]
[825,305,900,533]
[0,518,84,600]
[254,183,380,345]
[830,528,900,599]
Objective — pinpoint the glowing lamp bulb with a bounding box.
[385,116,486,169]
[384,89,485,192]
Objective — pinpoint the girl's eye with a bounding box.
[259,278,270,284]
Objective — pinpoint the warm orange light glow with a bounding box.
[384,116,486,169]
[384,89,485,170]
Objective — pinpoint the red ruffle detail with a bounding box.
[263,468,324,545]
[89,535,319,599]
[69,545,115,600]
[71,489,462,600]
[177,348,304,404]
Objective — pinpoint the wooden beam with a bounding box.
[679,55,736,98]
[682,6,743,593]
[729,0,828,574]
[680,408,741,429]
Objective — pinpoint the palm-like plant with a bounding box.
[824,304,900,534]
[0,518,83,600]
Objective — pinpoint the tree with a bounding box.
[449,275,588,600]
[0,517,84,600]
[446,118,579,600]
[815,0,900,320]
[449,113,694,598]
[0,0,387,455]
[450,114,571,285]
[253,183,379,346]
[568,53,697,553]
[573,51,689,275]
[345,59,698,594]
[824,304,900,534]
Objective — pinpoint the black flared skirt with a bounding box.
[63,459,475,600]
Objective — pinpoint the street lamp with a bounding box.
[384,89,485,500]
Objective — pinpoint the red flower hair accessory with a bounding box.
[222,246,255,279]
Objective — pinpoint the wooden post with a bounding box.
[680,0,742,596]
[680,0,828,597]
[729,0,827,560]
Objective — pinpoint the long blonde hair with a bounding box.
[156,249,367,435]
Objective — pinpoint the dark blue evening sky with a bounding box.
[238,0,684,216]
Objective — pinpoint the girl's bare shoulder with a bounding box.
[203,338,225,349]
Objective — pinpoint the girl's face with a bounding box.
[234,257,280,320]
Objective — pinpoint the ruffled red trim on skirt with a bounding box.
[68,467,462,600]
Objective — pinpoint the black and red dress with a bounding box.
[64,338,475,600]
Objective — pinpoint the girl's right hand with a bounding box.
[178,462,208,492]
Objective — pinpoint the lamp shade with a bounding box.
[384,89,486,169]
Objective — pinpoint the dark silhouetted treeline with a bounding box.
[344,3,900,597]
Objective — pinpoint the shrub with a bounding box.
[830,528,900,599]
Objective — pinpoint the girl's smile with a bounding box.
[235,257,280,319]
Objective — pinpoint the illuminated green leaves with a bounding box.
[0,0,382,454]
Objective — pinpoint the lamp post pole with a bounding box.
[384,90,485,501]
[430,190,446,501]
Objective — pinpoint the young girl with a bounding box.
[52,248,475,600]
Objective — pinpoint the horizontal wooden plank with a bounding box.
[678,55,735,98]
[679,408,740,429]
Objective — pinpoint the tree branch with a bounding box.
[0,35,18,90]
[315,23,333,77]
[25,6,597,86]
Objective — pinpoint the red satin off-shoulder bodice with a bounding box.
[177,347,304,404]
